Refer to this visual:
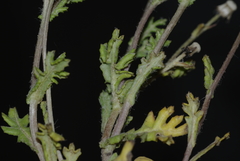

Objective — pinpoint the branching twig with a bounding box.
[111,0,191,141]
[199,32,240,132]
[182,32,240,161]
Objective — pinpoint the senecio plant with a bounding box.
[1,0,239,161]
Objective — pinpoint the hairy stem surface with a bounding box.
[199,32,240,131]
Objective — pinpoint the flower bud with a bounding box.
[217,0,237,20]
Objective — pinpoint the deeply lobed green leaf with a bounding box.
[26,51,70,104]
[1,108,35,151]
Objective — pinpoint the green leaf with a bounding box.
[100,64,111,83]
[37,123,58,161]
[63,143,81,161]
[202,55,215,95]
[99,90,112,133]
[1,108,35,151]
[115,49,135,70]
[99,29,134,104]
[26,51,70,104]
[182,92,204,148]
[40,101,48,124]
[140,17,167,44]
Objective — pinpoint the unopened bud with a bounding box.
[217,0,237,20]
[184,42,201,57]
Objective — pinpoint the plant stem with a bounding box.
[29,100,45,161]
[182,143,193,161]
[153,0,190,54]
[29,0,55,160]
[112,0,191,139]
[127,1,158,52]
[199,32,240,132]
[182,32,240,161]
[168,14,220,62]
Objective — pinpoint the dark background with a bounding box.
[2,0,240,160]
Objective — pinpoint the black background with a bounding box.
[2,0,240,160]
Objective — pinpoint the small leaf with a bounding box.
[182,92,204,148]
[99,90,112,133]
[202,55,215,95]
[1,108,35,151]
[63,143,81,161]
[134,17,171,58]
[40,101,48,124]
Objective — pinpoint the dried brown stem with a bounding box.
[199,32,240,132]
[127,2,157,52]
[182,32,240,161]
[153,1,189,54]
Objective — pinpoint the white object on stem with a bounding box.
[217,0,237,20]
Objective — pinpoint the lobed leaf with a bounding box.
[1,107,35,151]
[102,106,187,147]
[37,123,66,161]
[182,92,204,147]
[26,51,70,104]
[136,106,187,145]
[135,28,171,58]
[37,123,58,161]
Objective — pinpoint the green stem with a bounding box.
[169,14,220,62]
